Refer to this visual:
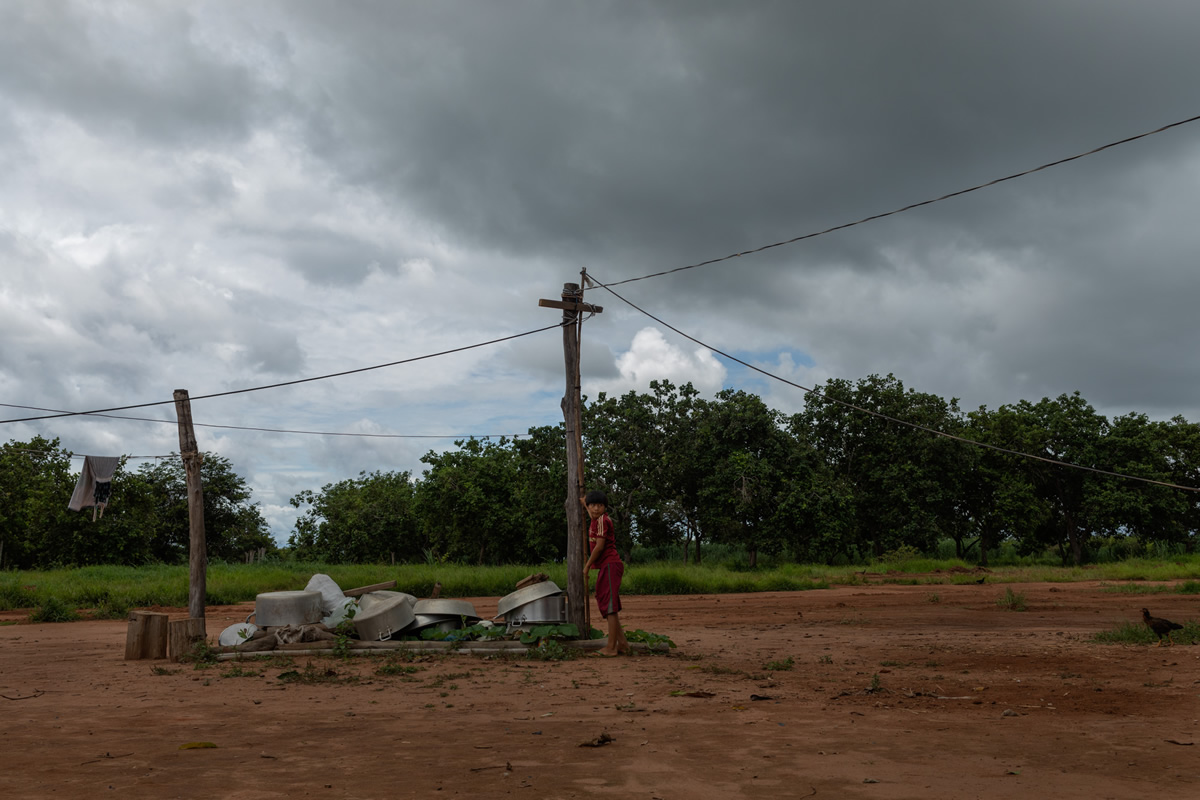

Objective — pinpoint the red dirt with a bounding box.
[2,581,1197,799]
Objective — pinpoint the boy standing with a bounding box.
[582,490,631,657]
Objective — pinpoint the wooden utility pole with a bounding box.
[173,389,207,629]
[538,282,603,632]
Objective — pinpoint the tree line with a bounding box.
[4,374,1199,569]
[290,375,1200,567]
[0,436,273,569]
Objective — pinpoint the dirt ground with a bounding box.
[1,580,1197,800]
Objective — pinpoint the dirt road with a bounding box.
[1,581,1196,799]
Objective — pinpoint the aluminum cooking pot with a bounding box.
[358,590,417,614]
[403,613,472,635]
[253,590,323,627]
[354,594,416,641]
[412,598,479,619]
[496,581,562,619]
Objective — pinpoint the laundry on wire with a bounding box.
[68,455,121,521]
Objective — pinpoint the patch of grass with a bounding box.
[29,597,80,623]
[220,665,263,678]
[1176,580,1200,595]
[995,587,1027,611]
[926,593,941,604]
[626,629,676,649]
[525,639,574,661]
[764,656,794,671]
[1100,583,1172,594]
[150,666,180,676]
[276,661,358,685]
[178,640,220,667]
[818,654,833,665]
[1094,619,1200,646]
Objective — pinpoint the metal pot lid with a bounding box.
[496,581,562,618]
[412,598,478,618]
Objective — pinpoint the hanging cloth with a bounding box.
[68,455,122,521]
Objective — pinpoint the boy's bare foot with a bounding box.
[592,650,619,658]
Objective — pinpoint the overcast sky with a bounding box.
[4,1,1200,542]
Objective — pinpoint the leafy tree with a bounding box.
[289,470,419,563]
[695,389,791,567]
[511,424,570,562]
[797,374,966,559]
[1001,393,1108,566]
[415,437,540,564]
[135,453,273,563]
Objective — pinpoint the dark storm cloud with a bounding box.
[275,1,1200,285]
[0,3,281,147]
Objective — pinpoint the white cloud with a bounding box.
[588,327,726,399]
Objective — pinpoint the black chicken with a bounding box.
[1141,608,1183,647]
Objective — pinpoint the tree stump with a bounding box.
[168,617,207,662]
[124,611,168,660]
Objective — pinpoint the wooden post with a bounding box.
[124,610,168,660]
[539,284,604,634]
[168,618,207,662]
[174,389,207,632]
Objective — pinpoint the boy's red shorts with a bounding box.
[595,562,624,618]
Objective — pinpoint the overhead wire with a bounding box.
[0,403,534,441]
[587,278,1200,494]
[601,112,1200,289]
[0,321,570,425]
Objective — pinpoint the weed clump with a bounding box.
[995,587,1027,611]
[29,597,80,623]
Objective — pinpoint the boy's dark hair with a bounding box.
[584,490,608,507]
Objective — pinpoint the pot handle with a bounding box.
[245,612,256,624]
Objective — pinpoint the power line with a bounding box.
[0,403,533,440]
[0,321,569,425]
[589,278,1200,494]
[600,112,1200,289]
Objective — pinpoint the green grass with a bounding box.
[995,587,1028,611]
[3,556,1200,614]
[1093,619,1200,646]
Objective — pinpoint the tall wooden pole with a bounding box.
[538,286,604,634]
[173,389,207,627]
[559,283,588,633]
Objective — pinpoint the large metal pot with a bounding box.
[503,594,567,626]
[358,590,417,613]
[404,614,472,635]
[496,581,563,619]
[354,594,416,641]
[253,590,323,627]
[412,598,479,619]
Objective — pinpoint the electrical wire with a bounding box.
[589,277,1200,494]
[0,404,536,440]
[601,113,1200,289]
[0,403,531,440]
[0,321,569,425]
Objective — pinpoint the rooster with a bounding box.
[1141,608,1183,647]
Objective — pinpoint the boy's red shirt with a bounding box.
[588,514,623,567]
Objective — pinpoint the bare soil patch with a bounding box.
[2,581,1197,799]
